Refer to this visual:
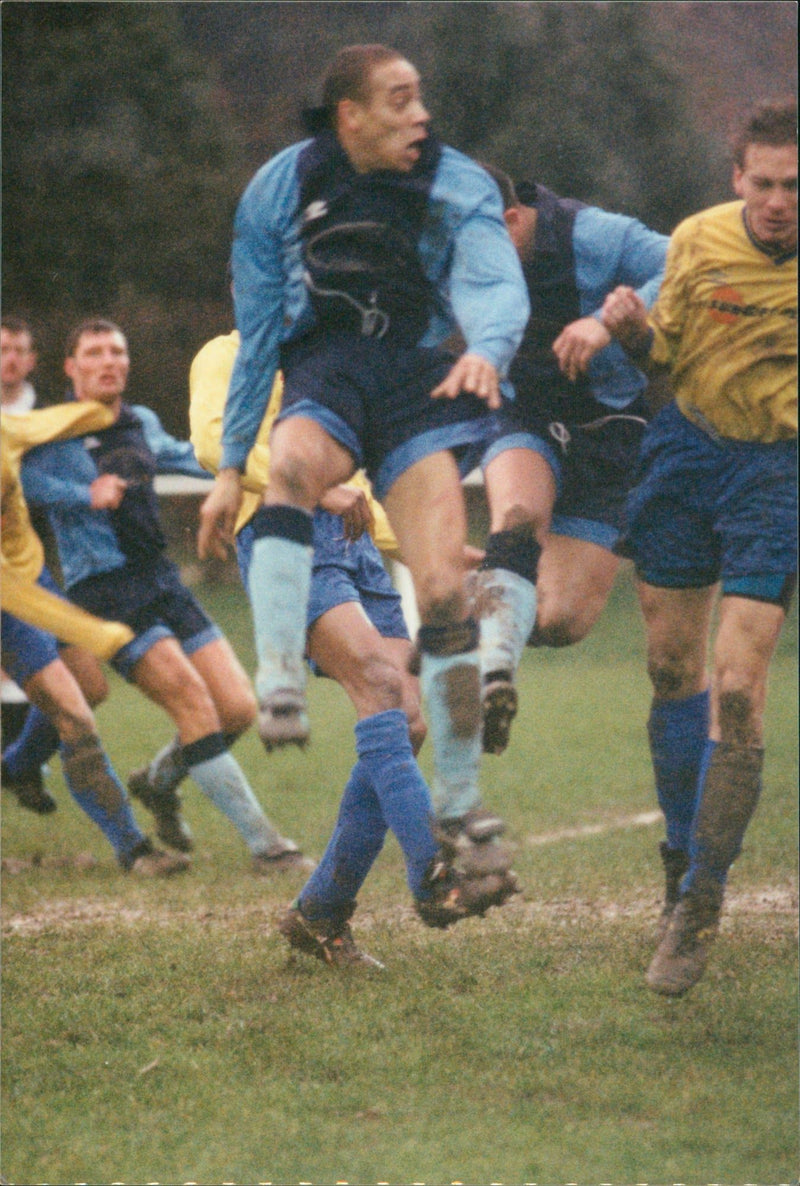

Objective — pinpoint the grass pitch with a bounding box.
[2,567,797,1186]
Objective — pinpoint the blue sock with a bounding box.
[647,690,710,852]
[183,733,283,855]
[354,710,439,899]
[299,760,386,923]
[60,736,146,863]
[3,706,59,776]
[246,507,314,700]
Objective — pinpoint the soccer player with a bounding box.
[191,329,519,965]
[471,165,669,753]
[1,401,189,875]
[20,319,311,875]
[197,44,529,866]
[603,97,797,996]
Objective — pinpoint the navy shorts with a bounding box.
[0,567,63,688]
[623,402,798,594]
[68,557,222,680]
[278,331,495,500]
[481,396,649,551]
[237,508,409,676]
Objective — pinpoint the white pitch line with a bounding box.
[525,810,663,847]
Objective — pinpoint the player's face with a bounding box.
[1,329,36,390]
[345,58,430,173]
[734,142,798,252]
[65,330,130,405]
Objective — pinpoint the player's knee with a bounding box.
[531,604,588,648]
[359,653,405,714]
[647,653,699,699]
[717,687,760,747]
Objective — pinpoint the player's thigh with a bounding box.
[267,415,354,509]
[711,595,786,742]
[131,637,220,743]
[536,536,620,644]
[188,636,256,735]
[636,581,718,698]
[307,601,405,719]
[484,446,556,536]
[382,451,468,621]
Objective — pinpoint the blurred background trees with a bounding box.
[2,1,796,432]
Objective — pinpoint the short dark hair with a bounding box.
[65,317,125,358]
[733,97,797,166]
[1,315,35,345]
[478,163,520,210]
[323,44,404,114]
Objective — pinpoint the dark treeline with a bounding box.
[2,1,796,434]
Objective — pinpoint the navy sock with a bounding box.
[3,706,59,776]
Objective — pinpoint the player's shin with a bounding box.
[246,506,314,749]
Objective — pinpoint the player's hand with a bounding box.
[601,286,651,352]
[320,484,373,541]
[197,468,243,561]
[431,353,502,409]
[90,473,127,509]
[552,316,611,382]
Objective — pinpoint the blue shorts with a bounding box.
[278,331,495,500]
[0,567,63,688]
[237,509,409,676]
[623,402,798,594]
[68,557,222,680]
[480,396,649,551]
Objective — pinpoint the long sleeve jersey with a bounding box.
[513,183,669,412]
[221,134,530,471]
[647,199,797,441]
[21,400,210,589]
[1,403,134,658]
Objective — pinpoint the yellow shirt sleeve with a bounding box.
[1,402,117,583]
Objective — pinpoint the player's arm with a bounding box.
[0,563,134,660]
[432,157,530,407]
[553,210,669,381]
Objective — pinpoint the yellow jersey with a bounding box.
[1,404,135,659]
[188,331,401,557]
[649,200,797,442]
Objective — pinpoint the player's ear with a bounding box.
[64,356,76,381]
[732,165,745,198]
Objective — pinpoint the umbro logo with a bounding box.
[303,200,328,224]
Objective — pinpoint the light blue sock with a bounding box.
[647,690,710,852]
[299,761,386,923]
[147,735,188,794]
[185,742,283,855]
[3,706,59,776]
[419,648,483,822]
[478,568,538,678]
[247,534,313,701]
[60,736,146,863]
[355,710,438,899]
